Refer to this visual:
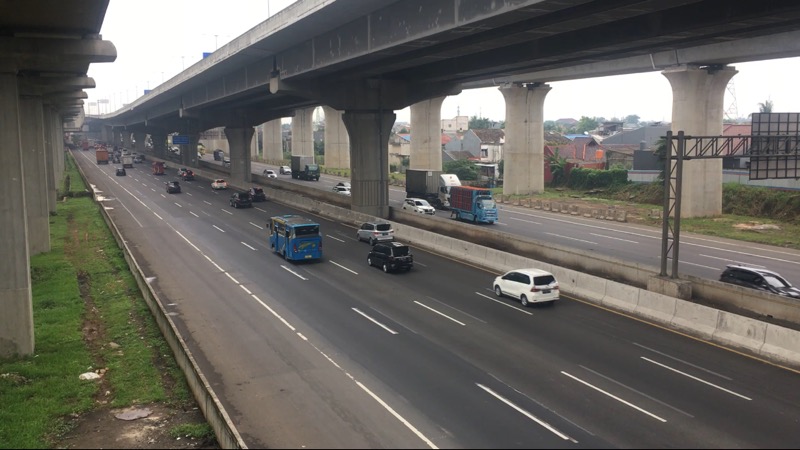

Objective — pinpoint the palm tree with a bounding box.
[758,99,774,113]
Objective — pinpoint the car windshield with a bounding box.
[391,246,410,257]
[764,274,791,288]
[479,198,496,209]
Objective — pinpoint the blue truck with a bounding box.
[449,185,498,224]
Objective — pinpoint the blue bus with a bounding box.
[268,215,323,261]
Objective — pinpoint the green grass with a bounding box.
[169,423,215,440]
[0,153,194,448]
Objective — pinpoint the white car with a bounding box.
[263,169,277,178]
[493,268,560,306]
[279,165,292,175]
[402,197,435,215]
[332,186,351,196]
[211,179,228,190]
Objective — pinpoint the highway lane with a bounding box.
[75,151,800,448]
[245,159,800,285]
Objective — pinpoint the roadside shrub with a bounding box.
[567,168,628,189]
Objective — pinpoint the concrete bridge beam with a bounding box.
[500,83,551,196]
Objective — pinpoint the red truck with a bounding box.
[152,161,165,175]
[95,148,109,164]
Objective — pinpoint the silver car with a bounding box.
[356,221,395,245]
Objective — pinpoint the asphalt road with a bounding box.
[75,151,800,448]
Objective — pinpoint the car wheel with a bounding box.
[382,263,389,273]
[494,285,502,297]
[356,233,361,242]
[367,257,373,267]
[520,295,529,307]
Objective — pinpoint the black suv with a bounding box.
[165,181,181,194]
[180,169,195,181]
[249,187,267,202]
[368,242,413,273]
[719,264,800,299]
[229,191,252,208]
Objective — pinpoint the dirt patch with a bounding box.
[57,404,217,449]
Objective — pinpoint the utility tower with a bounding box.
[724,79,739,122]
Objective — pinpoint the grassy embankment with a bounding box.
[0,154,211,448]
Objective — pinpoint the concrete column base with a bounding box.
[263,119,284,161]
[648,275,692,301]
[225,127,254,184]
[500,83,550,196]
[342,110,395,219]
[409,96,445,170]
[322,106,350,169]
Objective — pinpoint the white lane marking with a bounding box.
[203,200,212,205]
[641,357,752,400]
[477,383,574,442]
[414,261,427,267]
[251,294,296,331]
[699,253,764,267]
[330,261,358,274]
[240,285,252,295]
[255,207,267,212]
[679,261,719,270]
[186,192,193,196]
[544,232,598,245]
[354,380,438,449]
[413,300,466,326]
[475,292,534,315]
[150,188,155,192]
[632,343,733,381]
[160,194,166,198]
[281,265,308,280]
[249,222,264,229]
[189,211,199,218]
[142,183,147,187]
[561,371,666,422]
[589,232,638,243]
[153,212,163,220]
[225,273,240,284]
[203,254,224,272]
[326,234,345,242]
[213,225,225,233]
[117,200,144,227]
[241,242,257,251]
[509,216,543,225]
[221,209,233,215]
[174,203,182,208]
[352,308,398,334]
[493,221,507,225]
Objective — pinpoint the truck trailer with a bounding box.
[95,148,109,164]
[291,155,320,181]
[404,169,461,209]
[449,185,498,224]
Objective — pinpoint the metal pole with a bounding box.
[671,131,685,278]
[660,131,672,277]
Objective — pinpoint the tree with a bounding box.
[624,114,640,126]
[758,99,774,113]
[443,159,479,180]
[575,116,599,134]
[547,149,569,186]
[469,115,492,129]
[544,120,557,132]
[399,127,409,134]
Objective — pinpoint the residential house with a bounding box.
[388,133,411,170]
[442,115,469,132]
[721,123,752,169]
[472,128,505,162]
[442,130,481,161]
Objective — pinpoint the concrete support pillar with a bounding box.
[250,125,260,159]
[151,132,167,159]
[0,72,35,357]
[122,131,133,150]
[113,129,121,149]
[322,106,350,169]
[180,134,200,167]
[341,110,395,218]
[43,107,59,210]
[54,114,65,183]
[225,126,254,184]
[102,125,113,144]
[291,107,315,157]
[19,95,50,255]
[500,83,551,196]
[663,65,736,218]
[409,96,445,170]
[133,131,146,154]
[262,119,283,162]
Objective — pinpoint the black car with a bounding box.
[720,264,800,299]
[165,181,181,194]
[115,167,126,176]
[249,187,267,202]
[367,242,413,273]
[180,169,195,181]
[229,192,252,208]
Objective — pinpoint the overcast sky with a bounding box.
[86,0,800,124]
